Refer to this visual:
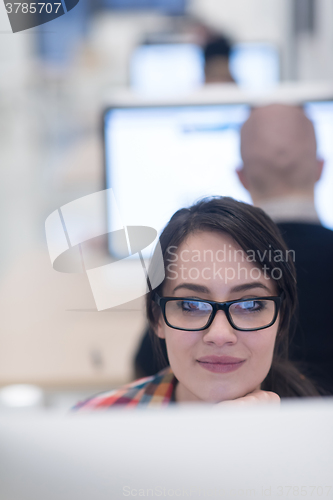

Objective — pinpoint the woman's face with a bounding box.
[156,231,280,403]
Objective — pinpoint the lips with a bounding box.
[197,355,246,373]
[197,355,245,364]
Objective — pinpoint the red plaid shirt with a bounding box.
[74,367,177,410]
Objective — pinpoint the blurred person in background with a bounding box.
[203,36,235,84]
[236,104,333,394]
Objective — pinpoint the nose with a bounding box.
[203,310,238,346]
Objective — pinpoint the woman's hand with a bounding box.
[216,389,280,406]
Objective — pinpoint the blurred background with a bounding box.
[0,0,333,411]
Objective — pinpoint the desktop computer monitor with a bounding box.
[1,401,333,500]
[104,96,333,258]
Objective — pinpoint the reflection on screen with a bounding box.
[105,102,333,258]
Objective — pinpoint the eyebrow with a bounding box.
[172,282,272,295]
[173,283,210,294]
[229,282,272,294]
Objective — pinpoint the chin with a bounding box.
[200,386,247,404]
[202,381,259,404]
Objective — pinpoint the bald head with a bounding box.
[239,104,323,203]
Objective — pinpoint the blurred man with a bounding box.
[237,104,333,393]
[237,104,324,222]
[203,36,235,84]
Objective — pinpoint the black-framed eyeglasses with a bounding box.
[153,292,284,332]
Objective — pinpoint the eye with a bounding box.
[177,300,212,315]
[232,300,266,314]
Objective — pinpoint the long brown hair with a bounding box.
[146,197,319,397]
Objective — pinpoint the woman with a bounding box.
[75,197,318,410]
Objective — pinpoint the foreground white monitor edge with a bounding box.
[1,399,333,500]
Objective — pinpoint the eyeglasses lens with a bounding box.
[165,300,213,330]
[165,299,276,330]
[229,299,275,329]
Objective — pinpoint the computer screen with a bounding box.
[104,100,333,258]
[229,43,280,89]
[130,42,280,95]
[130,43,204,96]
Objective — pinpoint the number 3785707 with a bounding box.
[5,3,62,14]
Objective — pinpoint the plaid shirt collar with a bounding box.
[75,367,177,410]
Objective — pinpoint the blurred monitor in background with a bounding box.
[105,102,251,259]
[130,43,204,96]
[229,42,280,89]
[104,99,333,261]
[130,40,280,95]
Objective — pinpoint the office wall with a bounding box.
[191,0,286,42]
[296,0,333,81]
